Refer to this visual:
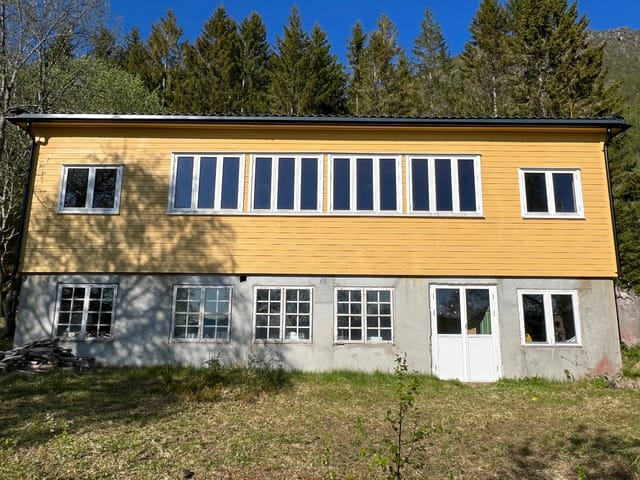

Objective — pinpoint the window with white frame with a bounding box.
[169,154,243,212]
[59,165,123,213]
[251,155,322,212]
[54,284,117,340]
[335,288,393,343]
[330,156,401,213]
[407,156,482,215]
[171,286,232,341]
[519,169,583,217]
[518,290,580,345]
[254,287,312,341]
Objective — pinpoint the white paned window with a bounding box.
[250,155,322,213]
[171,286,232,341]
[335,288,393,343]
[169,154,244,212]
[407,156,482,215]
[330,156,401,213]
[254,287,312,341]
[518,290,581,345]
[59,165,123,213]
[54,284,117,340]
[519,169,583,217]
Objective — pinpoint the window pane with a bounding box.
[220,157,240,209]
[411,159,429,211]
[522,294,547,342]
[92,169,117,209]
[277,157,295,210]
[356,158,374,210]
[300,158,318,210]
[436,288,461,334]
[333,158,350,210]
[435,159,453,211]
[466,289,491,335]
[524,172,548,212]
[64,168,89,208]
[552,294,577,343]
[254,157,272,209]
[553,173,576,213]
[197,157,216,209]
[379,159,397,211]
[174,156,194,209]
[458,159,476,212]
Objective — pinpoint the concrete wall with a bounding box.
[15,274,622,380]
[617,287,640,345]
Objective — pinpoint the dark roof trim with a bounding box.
[7,112,631,134]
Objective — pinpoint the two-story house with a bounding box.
[8,113,629,380]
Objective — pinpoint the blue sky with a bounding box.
[108,0,640,62]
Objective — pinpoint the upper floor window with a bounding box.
[251,155,322,212]
[407,156,482,215]
[54,284,117,340]
[59,165,123,213]
[171,285,232,341]
[518,290,581,345]
[519,169,583,218]
[169,154,244,213]
[330,156,401,214]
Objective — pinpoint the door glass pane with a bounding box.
[174,157,194,209]
[64,168,89,208]
[522,294,547,342]
[254,157,272,209]
[466,289,491,334]
[552,294,577,343]
[357,158,373,210]
[458,159,476,212]
[524,172,548,212]
[411,158,429,211]
[333,158,350,210]
[379,158,397,211]
[553,173,576,213]
[220,156,240,209]
[436,288,461,334]
[277,157,295,210]
[435,159,453,211]
[300,158,318,210]
[197,157,216,209]
[92,169,117,208]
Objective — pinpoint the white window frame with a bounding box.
[253,286,313,342]
[334,287,394,344]
[58,165,123,214]
[329,155,402,214]
[168,153,245,213]
[406,155,483,216]
[170,285,233,342]
[519,168,584,218]
[249,154,323,213]
[53,283,118,341]
[517,289,582,346]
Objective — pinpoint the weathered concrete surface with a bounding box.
[15,274,622,380]
[617,287,640,345]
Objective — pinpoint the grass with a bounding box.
[1,353,640,479]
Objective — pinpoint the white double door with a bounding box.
[430,285,501,382]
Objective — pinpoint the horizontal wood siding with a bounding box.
[22,124,617,277]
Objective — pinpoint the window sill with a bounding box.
[58,209,120,215]
[57,337,114,342]
[521,343,582,348]
[252,340,313,344]
[522,214,585,220]
[170,339,230,344]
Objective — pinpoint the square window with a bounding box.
[335,288,393,343]
[519,290,580,345]
[54,284,117,340]
[171,286,233,341]
[59,166,123,213]
[253,287,313,342]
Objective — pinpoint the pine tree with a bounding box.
[238,12,270,114]
[147,9,184,109]
[411,8,452,116]
[305,24,346,114]
[121,26,151,83]
[346,21,367,115]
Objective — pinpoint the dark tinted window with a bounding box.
[411,158,429,211]
[379,158,397,211]
[64,168,89,208]
[524,172,548,212]
[333,158,350,210]
[174,156,194,209]
[197,157,216,209]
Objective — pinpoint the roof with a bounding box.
[7,112,631,136]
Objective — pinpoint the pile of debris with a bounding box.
[0,338,94,373]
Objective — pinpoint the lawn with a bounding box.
[1,354,640,479]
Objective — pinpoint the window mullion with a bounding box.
[373,157,380,212]
[294,157,302,212]
[191,157,200,209]
[214,156,223,210]
[272,156,279,211]
[428,158,437,213]
[350,157,357,212]
[280,287,286,341]
[543,293,554,345]
[81,287,89,340]
[198,286,205,341]
[451,158,460,213]
[545,172,556,214]
[361,289,367,343]
[86,168,96,208]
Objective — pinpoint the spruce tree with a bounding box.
[238,12,270,114]
[121,26,152,86]
[147,9,184,109]
[346,21,367,115]
[305,24,346,114]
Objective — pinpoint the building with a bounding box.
[8,113,629,381]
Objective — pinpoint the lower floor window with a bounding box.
[335,288,393,343]
[519,290,580,345]
[172,286,232,341]
[254,287,312,341]
[55,284,117,340]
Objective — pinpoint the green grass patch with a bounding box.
[622,343,640,378]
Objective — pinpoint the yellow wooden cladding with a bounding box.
[22,123,617,277]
